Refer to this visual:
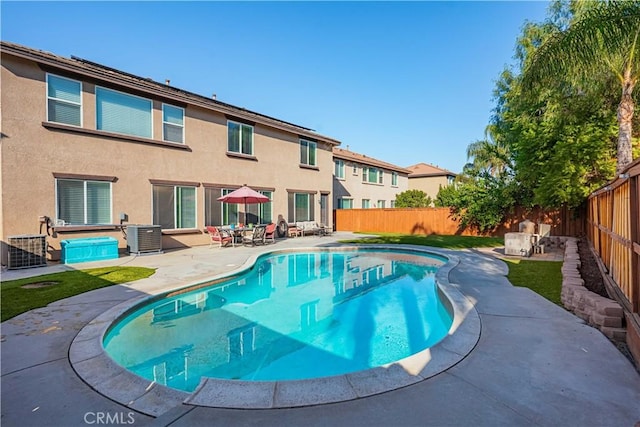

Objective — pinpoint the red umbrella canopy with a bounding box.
[217,186,270,204]
[217,185,270,225]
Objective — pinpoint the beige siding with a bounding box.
[408,175,451,201]
[333,161,408,208]
[1,52,336,262]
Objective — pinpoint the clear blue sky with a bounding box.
[2,1,549,173]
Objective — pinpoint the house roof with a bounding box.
[0,41,341,146]
[332,147,412,175]
[406,162,457,178]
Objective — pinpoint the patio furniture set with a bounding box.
[210,185,332,248]
[206,223,276,248]
[286,221,332,238]
[207,220,333,248]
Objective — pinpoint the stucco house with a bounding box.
[332,147,410,209]
[0,41,340,264]
[407,163,457,202]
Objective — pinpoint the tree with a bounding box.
[394,190,433,208]
[464,124,513,177]
[488,2,620,209]
[434,172,523,233]
[522,0,640,173]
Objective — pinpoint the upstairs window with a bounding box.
[56,179,111,225]
[96,87,152,138]
[392,172,398,186]
[300,139,317,166]
[362,167,383,184]
[335,160,345,179]
[162,104,184,143]
[228,121,253,155]
[47,74,82,126]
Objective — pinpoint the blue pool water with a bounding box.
[103,249,452,392]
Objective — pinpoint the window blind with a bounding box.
[97,87,152,138]
[47,75,81,126]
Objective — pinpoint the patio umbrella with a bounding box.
[217,185,270,225]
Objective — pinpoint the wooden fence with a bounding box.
[335,205,584,238]
[587,159,640,314]
[587,158,640,365]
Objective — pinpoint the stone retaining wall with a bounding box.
[541,236,570,251]
[560,238,626,342]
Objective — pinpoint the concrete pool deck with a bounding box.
[2,232,640,426]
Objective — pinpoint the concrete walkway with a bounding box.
[2,233,639,427]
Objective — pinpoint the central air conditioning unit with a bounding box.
[8,234,48,269]
[126,225,162,255]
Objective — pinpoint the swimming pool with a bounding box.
[103,248,453,392]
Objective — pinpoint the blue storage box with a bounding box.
[60,237,119,264]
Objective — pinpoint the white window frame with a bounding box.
[378,200,385,208]
[152,184,197,230]
[55,179,112,225]
[335,160,345,179]
[96,86,153,138]
[392,172,398,187]
[362,167,383,184]
[259,190,273,224]
[292,192,313,222]
[246,190,273,224]
[338,198,353,209]
[362,199,371,209]
[46,73,83,127]
[227,120,254,155]
[352,163,358,175]
[300,139,317,166]
[162,103,185,144]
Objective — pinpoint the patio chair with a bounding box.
[206,226,234,248]
[318,223,332,236]
[241,225,267,246]
[264,223,276,244]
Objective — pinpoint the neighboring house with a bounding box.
[407,163,457,202]
[333,147,410,210]
[0,41,340,263]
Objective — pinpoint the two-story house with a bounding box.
[407,163,457,202]
[0,41,340,263]
[332,147,410,209]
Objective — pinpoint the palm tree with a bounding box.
[523,0,640,174]
[465,124,512,177]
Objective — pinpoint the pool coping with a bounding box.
[69,245,480,415]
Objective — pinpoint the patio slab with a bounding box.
[2,235,639,427]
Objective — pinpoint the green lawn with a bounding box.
[504,259,563,305]
[340,233,504,249]
[342,233,562,304]
[1,266,156,321]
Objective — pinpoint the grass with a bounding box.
[504,259,563,305]
[340,232,504,249]
[1,266,156,321]
[342,232,562,304]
